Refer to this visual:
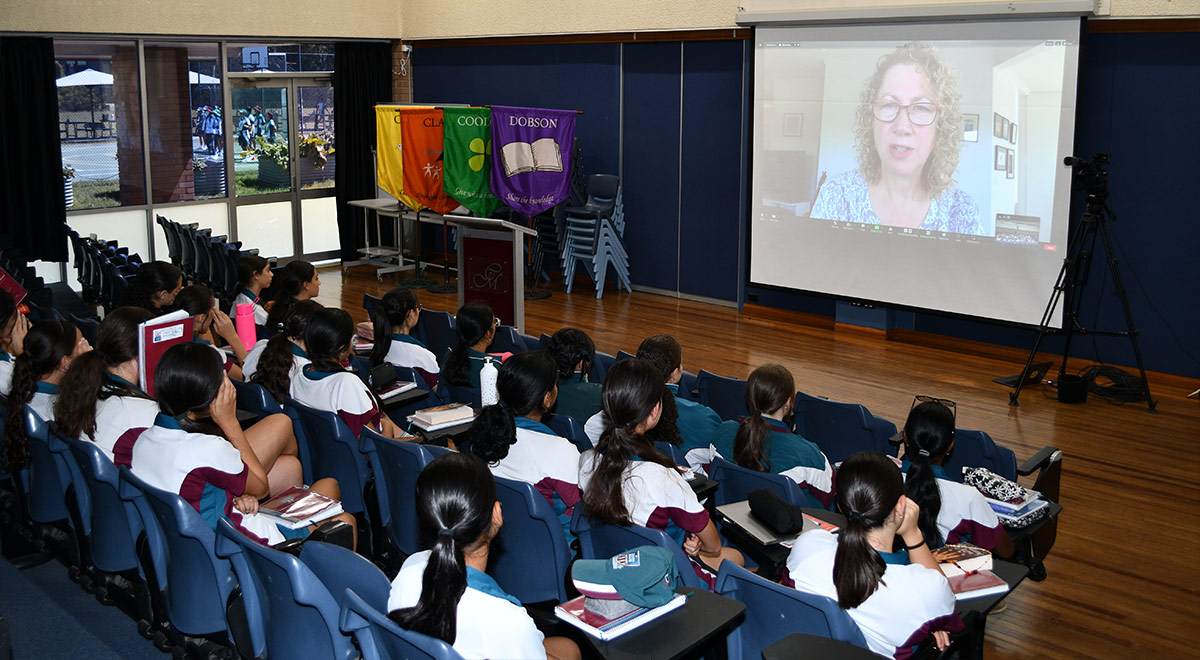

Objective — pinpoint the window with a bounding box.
[144,42,225,204]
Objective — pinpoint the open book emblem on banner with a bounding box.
[500,138,563,178]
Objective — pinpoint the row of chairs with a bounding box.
[156,214,258,311]
[66,227,140,314]
[0,238,54,314]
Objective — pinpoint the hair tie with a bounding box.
[847,510,867,524]
[917,449,931,458]
[437,528,454,541]
[275,322,285,335]
[752,411,762,418]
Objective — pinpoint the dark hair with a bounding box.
[636,334,682,382]
[544,328,595,381]
[265,261,316,332]
[304,307,354,374]
[154,342,225,434]
[833,451,905,609]
[174,284,215,318]
[468,351,557,464]
[644,386,683,448]
[0,289,17,348]
[443,301,494,387]
[250,299,322,404]
[734,364,796,473]
[369,288,420,366]
[120,261,183,314]
[235,254,270,290]
[389,452,497,644]
[55,307,153,439]
[582,359,677,526]
[4,320,80,470]
[903,401,956,549]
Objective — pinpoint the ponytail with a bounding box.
[644,385,682,448]
[902,400,956,549]
[544,328,595,381]
[734,364,796,473]
[831,451,905,609]
[55,307,152,440]
[248,299,322,404]
[264,261,314,332]
[466,404,516,463]
[443,302,494,387]
[369,289,420,366]
[389,453,497,644]
[832,509,888,609]
[3,320,78,470]
[733,414,772,472]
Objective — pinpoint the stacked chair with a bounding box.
[156,214,259,311]
[560,174,631,299]
[66,228,141,313]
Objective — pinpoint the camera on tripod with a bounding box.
[1064,153,1110,204]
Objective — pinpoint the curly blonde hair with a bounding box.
[854,43,963,199]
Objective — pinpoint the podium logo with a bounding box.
[472,262,505,291]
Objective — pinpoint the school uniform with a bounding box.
[583,410,607,446]
[710,417,836,508]
[489,417,581,538]
[901,461,1004,550]
[290,364,381,439]
[230,288,269,327]
[387,549,547,660]
[667,383,723,471]
[27,382,58,422]
[242,340,309,383]
[116,413,300,546]
[552,373,602,424]
[87,374,160,462]
[785,528,961,659]
[0,349,14,396]
[382,333,439,386]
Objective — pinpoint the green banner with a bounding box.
[442,107,500,217]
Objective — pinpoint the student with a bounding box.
[786,451,961,657]
[543,328,602,423]
[244,299,321,398]
[635,334,722,470]
[0,289,29,395]
[902,398,1013,556]
[710,364,835,508]
[441,301,505,389]
[367,288,439,386]
[118,343,355,548]
[264,260,321,334]
[230,254,272,326]
[578,358,743,586]
[468,351,580,539]
[175,285,249,380]
[55,307,159,462]
[119,261,184,316]
[289,308,405,439]
[387,452,579,660]
[1,320,91,471]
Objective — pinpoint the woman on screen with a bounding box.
[811,42,981,235]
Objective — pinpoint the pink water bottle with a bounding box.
[235,303,256,348]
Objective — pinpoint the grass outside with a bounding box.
[71,179,120,209]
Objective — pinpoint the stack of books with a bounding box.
[555,593,686,641]
[984,489,1049,527]
[408,403,475,431]
[932,543,993,578]
[257,486,344,530]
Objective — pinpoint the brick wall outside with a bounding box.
[145,47,195,203]
[112,46,146,206]
[391,40,412,103]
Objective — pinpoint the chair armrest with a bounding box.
[1017,446,1059,476]
[888,431,902,447]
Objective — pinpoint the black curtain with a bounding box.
[0,37,68,262]
[334,42,393,262]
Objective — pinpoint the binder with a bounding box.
[138,310,194,396]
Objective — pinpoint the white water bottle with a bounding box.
[480,356,499,406]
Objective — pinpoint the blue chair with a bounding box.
[543,413,591,453]
[793,391,898,465]
[70,313,101,344]
[943,429,1018,482]
[414,310,456,363]
[286,399,371,517]
[677,370,700,402]
[490,476,572,604]
[571,507,706,590]
[714,561,869,659]
[64,435,141,576]
[359,428,432,560]
[614,350,635,362]
[384,365,444,421]
[22,408,71,526]
[696,370,749,421]
[363,293,381,319]
[487,325,527,354]
[215,519,358,660]
[437,372,482,408]
[589,351,616,384]
[231,380,315,486]
[708,457,819,509]
[299,540,391,614]
[339,589,465,660]
[653,440,688,468]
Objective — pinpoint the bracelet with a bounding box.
[903,538,926,551]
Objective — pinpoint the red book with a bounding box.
[138,310,194,396]
[555,593,686,641]
[0,267,28,306]
[257,486,343,529]
[947,568,1009,601]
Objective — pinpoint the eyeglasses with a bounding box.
[912,395,956,421]
[872,99,940,127]
[492,318,501,329]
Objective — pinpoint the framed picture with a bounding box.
[1006,148,1015,178]
[783,113,803,137]
[993,112,1004,138]
[1001,117,1010,142]
[994,145,1007,171]
[1009,122,1017,144]
[963,113,979,142]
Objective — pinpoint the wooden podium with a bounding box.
[443,215,536,333]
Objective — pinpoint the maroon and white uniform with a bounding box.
[290,365,381,438]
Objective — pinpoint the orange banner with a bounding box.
[397,107,461,215]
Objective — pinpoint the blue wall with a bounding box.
[413,30,1199,378]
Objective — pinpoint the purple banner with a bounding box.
[489,105,576,219]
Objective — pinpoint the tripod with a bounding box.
[1008,154,1155,411]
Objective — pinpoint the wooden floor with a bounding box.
[320,264,1200,660]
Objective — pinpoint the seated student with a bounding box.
[229,254,272,327]
[467,351,581,539]
[441,301,511,390]
[786,451,960,658]
[543,328,603,423]
[55,308,159,462]
[710,364,835,508]
[367,288,439,387]
[388,453,579,660]
[119,261,184,316]
[263,260,321,336]
[118,343,355,548]
[289,308,406,439]
[175,285,249,380]
[635,334,722,471]
[0,289,29,395]
[244,300,321,396]
[1,320,91,471]
[902,398,1013,556]
[578,358,743,586]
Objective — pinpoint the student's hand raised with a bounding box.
[10,313,29,356]
[209,377,239,431]
[897,495,923,538]
[210,308,237,341]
